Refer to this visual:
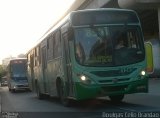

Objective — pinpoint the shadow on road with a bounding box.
[37,96,160,112]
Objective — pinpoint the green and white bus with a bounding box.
[27,8,148,106]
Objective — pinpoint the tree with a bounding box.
[0,65,7,81]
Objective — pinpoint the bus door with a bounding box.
[61,27,73,96]
[41,46,49,93]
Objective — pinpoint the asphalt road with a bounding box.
[0,79,160,118]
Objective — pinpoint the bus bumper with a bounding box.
[74,78,148,100]
[12,84,30,91]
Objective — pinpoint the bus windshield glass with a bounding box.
[74,25,145,67]
[10,62,27,78]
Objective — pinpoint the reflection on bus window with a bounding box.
[75,42,85,63]
[74,26,145,66]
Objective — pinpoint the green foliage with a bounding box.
[0,65,7,81]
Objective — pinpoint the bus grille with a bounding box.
[102,85,128,92]
[98,78,130,84]
[17,85,28,87]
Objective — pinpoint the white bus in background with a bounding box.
[7,58,29,92]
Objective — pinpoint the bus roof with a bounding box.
[9,58,27,62]
[26,8,138,54]
[10,58,27,61]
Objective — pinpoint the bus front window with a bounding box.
[74,25,145,67]
[11,64,27,78]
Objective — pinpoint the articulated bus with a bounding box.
[7,58,29,92]
[27,8,148,106]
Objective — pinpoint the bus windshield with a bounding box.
[11,63,27,77]
[74,25,145,67]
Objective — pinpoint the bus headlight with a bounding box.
[80,75,86,81]
[79,75,95,85]
[14,86,17,89]
[140,70,146,76]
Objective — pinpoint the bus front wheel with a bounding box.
[36,84,44,100]
[59,82,71,107]
[109,95,124,103]
[9,88,11,91]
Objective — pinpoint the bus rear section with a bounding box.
[7,58,29,92]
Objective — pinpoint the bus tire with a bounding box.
[9,88,11,91]
[109,95,124,103]
[59,81,71,107]
[11,89,15,93]
[36,84,44,100]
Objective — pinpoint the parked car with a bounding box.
[1,80,8,86]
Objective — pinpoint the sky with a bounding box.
[0,0,75,64]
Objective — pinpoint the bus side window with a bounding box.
[54,31,61,58]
